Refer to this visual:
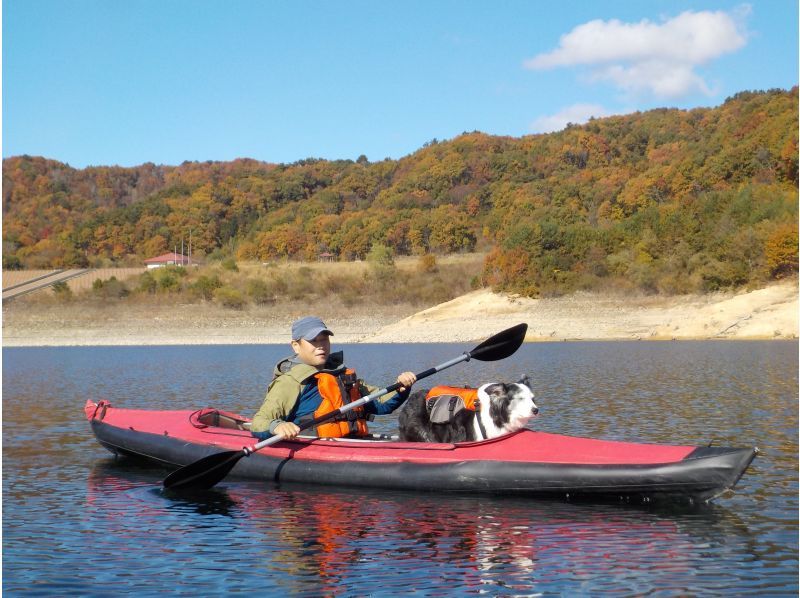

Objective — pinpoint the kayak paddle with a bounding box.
[163,322,528,491]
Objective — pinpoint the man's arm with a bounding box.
[250,375,300,433]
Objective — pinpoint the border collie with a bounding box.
[398,377,538,443]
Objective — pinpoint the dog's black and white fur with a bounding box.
[398,377,538,443]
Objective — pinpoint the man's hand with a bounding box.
[396,371,417,392]
[273,421,301,439]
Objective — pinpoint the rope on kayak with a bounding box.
[187,408,255,440]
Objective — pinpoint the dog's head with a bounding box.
[477,376,538,434]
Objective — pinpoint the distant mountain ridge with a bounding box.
[3,87,797,296]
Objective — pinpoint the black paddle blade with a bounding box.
[163,449,245,491]
[468,323,528,362]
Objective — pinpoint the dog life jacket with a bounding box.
[425,386,489,440]
[307,368,371,438]
[425,386,480,423]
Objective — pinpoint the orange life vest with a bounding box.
[313,368,370,438]
[425,386,481,423]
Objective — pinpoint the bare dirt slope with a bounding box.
[361,281,798,343]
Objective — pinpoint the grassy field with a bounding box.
[4,254,487,316]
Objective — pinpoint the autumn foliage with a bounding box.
[3,88,797,296]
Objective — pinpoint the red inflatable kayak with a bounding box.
[85,400,757,503]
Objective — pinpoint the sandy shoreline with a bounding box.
[364,281,799,343]
[2,281,797,346]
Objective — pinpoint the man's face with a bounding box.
[291,333,331,367]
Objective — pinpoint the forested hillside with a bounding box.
[3,88,797,296]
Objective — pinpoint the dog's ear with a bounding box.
[483,383,508,399]
[516,375,532,388]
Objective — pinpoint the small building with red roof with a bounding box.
[144,252,190,269]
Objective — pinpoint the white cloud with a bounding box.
[524,8,749,99]
[531,103,612,133]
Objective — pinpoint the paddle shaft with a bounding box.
[243,352,471,454]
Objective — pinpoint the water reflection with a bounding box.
[160,488,241,518]
[239,483,757,594]
[83,459,766,596]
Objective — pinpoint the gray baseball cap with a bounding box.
[291,316,334,341]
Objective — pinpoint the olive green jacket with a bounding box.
[250,361,320,434]
[250,352,391,434]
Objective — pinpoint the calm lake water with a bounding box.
[3,341,798,596]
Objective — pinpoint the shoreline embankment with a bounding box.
[2,281,796,347]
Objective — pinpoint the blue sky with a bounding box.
[3,0,797,168]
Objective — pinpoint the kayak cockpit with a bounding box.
[191,406,402,442]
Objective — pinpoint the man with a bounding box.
[251,316,416,440]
